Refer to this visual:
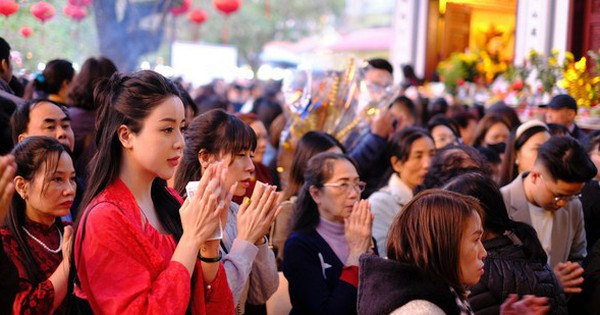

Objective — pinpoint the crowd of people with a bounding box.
[0,34,599,315]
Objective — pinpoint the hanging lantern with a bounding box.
[187,8,207,25]
[171,0,191,17]
[30,1,56,23]
[20,26,33,38]
[213,0,240,15]
[64,4,87,22]
[68,0,91,6]
[213,0,240,43]
[0,0,18,18]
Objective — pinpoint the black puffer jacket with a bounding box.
[468,235,567,315]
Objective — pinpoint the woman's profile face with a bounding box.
[125,96,185,181]
[313,159,361,224]
[458,211,486,286]
[483,122,510,146]
[220,150,255,197]
[516,131,550,174]
[249,120,268,164]
[23,151,76,225]
[394,136,435,190]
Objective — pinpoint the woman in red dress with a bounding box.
[1,136,75,314]
[73,70,234,314]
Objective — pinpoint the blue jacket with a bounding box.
[283,229,358,315]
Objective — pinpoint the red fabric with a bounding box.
[339,266,359,288]
[0,220,70,314]
[232,162,274,204]
[74,178,234,314]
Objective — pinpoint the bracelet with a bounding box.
[198,251,222,263]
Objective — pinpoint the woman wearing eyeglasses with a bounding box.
[283,152,374,315]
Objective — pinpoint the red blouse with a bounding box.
[74,178,234,314]
[0,219,69,314]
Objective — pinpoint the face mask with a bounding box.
[487,142,506,155]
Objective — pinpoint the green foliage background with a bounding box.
[3,0,344,72]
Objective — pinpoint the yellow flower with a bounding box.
[551,49,559,56]
[528,49,538,59]
[558,79,568,89]
[565,51,574,62]
[575,57,587,72]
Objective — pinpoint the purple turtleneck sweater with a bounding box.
[316,217,349,264]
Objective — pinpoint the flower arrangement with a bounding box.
[558,50,600,109]
[528,49,564,94]
[437,52,479,95]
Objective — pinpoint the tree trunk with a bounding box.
[93,0,169,72]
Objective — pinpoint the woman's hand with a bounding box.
[236,182,280,244]
[179,162,227,246]
[500,294,550,315]
[345,200,373,266]
[62,226,73,265]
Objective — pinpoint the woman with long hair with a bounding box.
[498,120,550,187]
[73,70,234,314]
[444,173,566,314]
[369,127,434,254]
[1,136,75,314]
[174,109,279,314]
[284,152,373,315]
[358,190,550,315]
[274,131,344,264]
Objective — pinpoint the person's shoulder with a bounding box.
[389,300,446,315]
[284,230,321,251]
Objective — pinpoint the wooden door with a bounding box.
[441,3,472,60]
[583,0,600,54]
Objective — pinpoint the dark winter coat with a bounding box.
[468,235,567,315]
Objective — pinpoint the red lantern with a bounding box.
[213,0,240,15]
[20,26,33,38]
[187,9,207,25]
[171,0,191,16]
[68,0,91,6]
[30,1,56,23]
[64,4,87,21]
[0,0,19,18]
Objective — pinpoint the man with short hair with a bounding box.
[501,136,596,293]
[348,58,410,197]
[545,94,586,141]
[11,100,75,152]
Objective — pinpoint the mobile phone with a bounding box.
[186,181,223,240]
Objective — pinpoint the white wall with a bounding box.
[391,0,428,82]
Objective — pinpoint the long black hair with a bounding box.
[76,70,184,240]
[443,172,548,262]
[6,136,68,284]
